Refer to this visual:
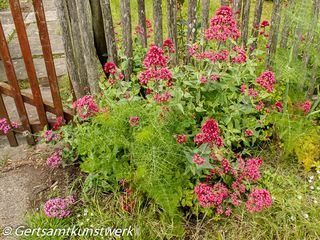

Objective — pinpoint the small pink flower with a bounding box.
[129,116,140,126]
[224,207,232,217]
[53,116,65,131]
[193,154,205,166]
[246,188,272,213]
[47,150,63,167]
[104,62,117,74]
[256,71,276,92]
[199,75,208,84]
[210,74,219,81]
[261,20,270,28]
[240,84,247,93]
[44,196,76,219]
[256,101,265,111]
[73,95,99,120]
[177,134,187,144]
[244,129,253,137]
[298,100,312,113]
[274,101,283,112]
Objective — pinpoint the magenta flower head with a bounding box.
[177,134,187,144]
[129,116,140,126]
[104,62,117,74]
[47,150,63,167]
[143,45,168,68]
[256,71,276,92]
[73,95,99,120]
[193,154,205,166]
[246,188,272,213]
[0,118,11,134]
[44,196,76,219]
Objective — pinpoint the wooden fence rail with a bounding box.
[0,0,73,147]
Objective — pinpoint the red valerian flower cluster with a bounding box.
[298,100,312,113]
[231,46,247,64]
[129,116,140,126]
[103,62,124,86]
[256,71,276,92]
[139,45,173,103]
[52,116,65,131]
[177,134,187,144]
[205,6,240,42]
[193,154,206,166]
[0,118,18,135]
[73,95,99,120]
[163,39,175,53]
[194,119,223,148]
[44,196,76,219]
[246,188,272,213]
[193,49,229,63]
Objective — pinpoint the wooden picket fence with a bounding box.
[100,0,283,74]
[0,0,72,147]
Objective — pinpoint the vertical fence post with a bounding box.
[167,0,178,65]
[241,0,251,48]
[307,42,320,98]
[292,0,306,59]
[9,0,48,128]
[55,0,86,98]
[303,0,320,68]
[120,0,133,80]
[202,0,210,31]
[153,0,163,47]
[32,0,64,117]
[266,0,282,70]
[280,0,294,48]
[232,0,242,27]
[251,0,264,51]
[186,0,197,63]
[76,0,100,94]
[137,0,147,48]
[0,94,18,147]
[0,22,35,145]
[100,0,118,65]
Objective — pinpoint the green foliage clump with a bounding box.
[70,102,188,218]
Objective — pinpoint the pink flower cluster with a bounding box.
[129,116,140,126]
[139,68,172,85]
[244,129,254,137]
[153,92,171,103]
[143,46,168,68]
[298,100,312,113]
[232,46,246,64]
[194,182,228,208]
[256,71,276,92]
[193,154,205,166]
[43,130,60,143]
[240,85,259,98]
[243,158,263,182]
[194,119,223,147]
[163,39,175,53]
[194,50,229,63]
[53,116,65,131]
[0,118,18,134]
[205,6,240,42]
[44,196,76,219]
[104,62,124,86]
[73,95,99,120]
[47,150,63,167]
[177,134,187,144]
[246,188,272,213]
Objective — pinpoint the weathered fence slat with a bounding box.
[266,0,282,69]
[186,0,197,63]
[137,0,147,48]
[303,0,320,69]
[100,0,118,64]
[55,0,83,98]
[120,0,133,80]
[251,0,264,51]
[0,93,18,147]
[167,0,178,65]
[202,0,210,31]
[232,0,242,27]
[292,0,306,59]
[153,0,163,47]
[241,0,251,48]
[0,22,35,145]
[67,0,90,96]
[10,0,48,128]
[32,0,64,117]
[76,0,100,94]
[280,0,294,48]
